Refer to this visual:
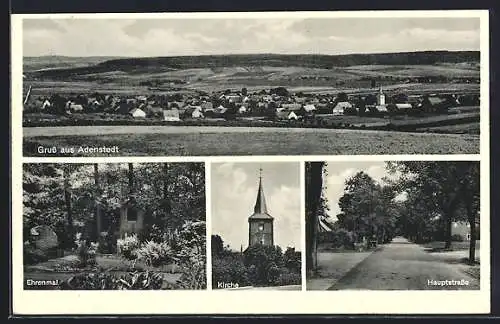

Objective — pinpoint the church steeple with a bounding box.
[254,167,268,214]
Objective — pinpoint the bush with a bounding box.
[318,228,353,249]
[451,234,464,242]
[176,256,207,290]
[283,247,301,272]
[266,262,281,285]
[133,240,174,267]
[212,255,250,287]
[23,244,49,265]
[117,234,140,260]
[140,223,166,243]
[276,268,301,286]
[61,271,165,290]
[243,244,285,286]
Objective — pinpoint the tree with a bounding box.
[393,93,409,104]
[457,163,480,263]
[241,87,248,96]
[337,171,379,242]
[305,162,325,273]
[364,94,377,106]
[336,92,348,102]
[211,235,224,257]
[270,87,289,97]
[387,162,478,250]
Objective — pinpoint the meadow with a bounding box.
[24,126,479,156]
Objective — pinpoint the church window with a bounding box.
[258,223,264,231]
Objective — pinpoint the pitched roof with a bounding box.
[249,175,273,220]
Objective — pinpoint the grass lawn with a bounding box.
[422,240,480,252]
[23,126,479,156]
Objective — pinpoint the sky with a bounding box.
[22,16,480,57]
[211,162,301,251]
[323,161,404,222]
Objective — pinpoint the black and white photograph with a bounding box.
[23,162,206,290]
[211,162,302,290]
[305,161,480,290]
[21,14,482,157]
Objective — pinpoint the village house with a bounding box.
[183,106,204,119]
[163,108,181,122]
[332,101,353,116]
[42,99,52,110]
[281,103,302,112]
[130,108,146,118]
[303,104,316,113]
[276,110,299,120]
[451,220,480,241]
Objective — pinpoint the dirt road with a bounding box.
[328,237,479,290]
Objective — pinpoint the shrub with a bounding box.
[23,244,49,265]
[133,240,173,267]
[318,228,352,248]
[243,244,285,286]
[61,272,117,290]
[61,271,165,290]
[451,234,464,242]
[176,256,207,290]
[117,234,140,260]
[276,268,301,286]
[212,255,250,288]
[266,262,281,285]
[116,271,164,290]
[140,223,166,243]
[283,247,301,272]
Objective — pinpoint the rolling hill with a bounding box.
[24,51,479,78]
[22,51,480,94]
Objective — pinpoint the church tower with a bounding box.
[377,86,386,106]
[248,168,274,247]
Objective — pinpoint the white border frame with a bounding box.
[11,9,490,315]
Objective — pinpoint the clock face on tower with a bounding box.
[258,223,264,231]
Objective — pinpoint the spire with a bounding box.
[254,168,268,214]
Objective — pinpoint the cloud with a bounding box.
[22,17,480,57]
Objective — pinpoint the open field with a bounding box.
[23,126,479,156]
[23,52,480,95]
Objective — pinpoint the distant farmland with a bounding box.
[23,51,480,95]
[23,126,479,156]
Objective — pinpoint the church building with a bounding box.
[248,169,274,247]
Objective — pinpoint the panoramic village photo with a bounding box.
[23,162,206,290]
[21,15,481,157]
[305,161,480,290]
[211,162,302,290]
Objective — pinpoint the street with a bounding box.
[328,237,479,290]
